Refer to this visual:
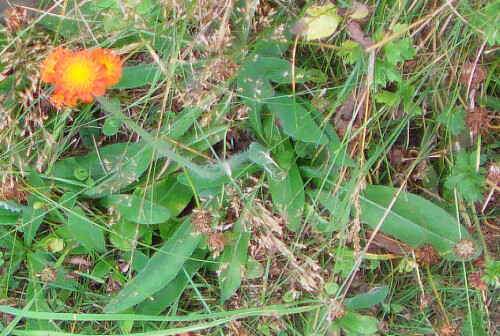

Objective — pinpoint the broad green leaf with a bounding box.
[254,56,308,84]
[345,285,389,310]
[360,185,481,260]
[237,56,275,141]
[302,4,341,41]
[102,116,122,136]
[163,107,203,140]
[65,207,106,252]
[219,231,250,302]
[104,219,201,313]
[109,219,147,251]
[340,311,379,335]
[113,64,163,89]
[0,225,23,249]
[267,95,328,145]
[135,250,206,315]
[374,90,401,107]
[268,151,305,231]
[219,213,250,302]
[20,172,48,245]
[140,175,192,218]
[53,142,154,196]
[0,205,21,225]
[246,142,285,179]
[100,194,170,225]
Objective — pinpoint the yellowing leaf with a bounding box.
[349,2,370,20]
[302,4,341,41]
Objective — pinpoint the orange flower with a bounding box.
[40,47,71,83]
[41,47,123,108]
[92,48,123,87]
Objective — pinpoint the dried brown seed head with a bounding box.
[438,323,460,336]
[468,271,487,290]
[207,231,226,256]
[39,265,58,283]
[460,61,487,90]
[2,7,29,31]
[453,238,477,260]
[0,178,29,201]
[326,299,347,321]
[106,279,123,293]
[191,209,213,234]
[416,243,441,266]
[465,106,492,139]
[487,163,500,184]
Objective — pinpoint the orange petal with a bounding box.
[92,48,123,87]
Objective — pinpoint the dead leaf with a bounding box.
[347,21,373,48]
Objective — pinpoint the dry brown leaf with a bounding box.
[347,21,373,48]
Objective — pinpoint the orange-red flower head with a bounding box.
[41,47,123,108]
[92,48,123,87]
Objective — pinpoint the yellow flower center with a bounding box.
[65,62,92,86]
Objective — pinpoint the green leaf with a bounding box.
[220,216,250,302]
[0,205,21,225]
[437,106,466,136]
[374,59,402,86]
[338,40,363,65]
[65,207,106,252]
[53,142,154,196]
[113,64,163,89]
[384,39,416,64]
[255,56,308,84]
[237,56,275,141]
[163,107,203,140]
[20,173,48,246]
[268,150,305,231]
[462,306,489,336]
[374,90,401,107]
[0,225,24,249]
[109,219,146,251]
[301,4,341,41]
[135,250,206,315]
[140,175,193,218]
[445,151,486,203]
[267,95,328,145]
[340,311,379,335]
[100,194,171,225]
[344,285,389,310]
[103,116,122,136]
[360,185,480,260]
[104,218,201,313]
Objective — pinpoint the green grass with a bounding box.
[0,0,498,335]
